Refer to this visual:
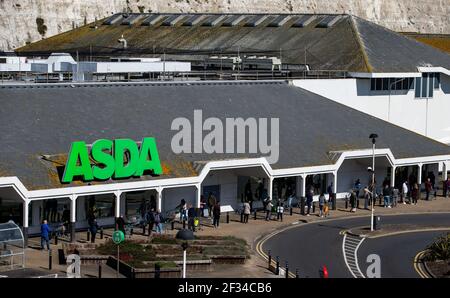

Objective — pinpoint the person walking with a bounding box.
[212,202,221,228]
[392,187,399,207]
[318,192,326,218]
[243,201,251,224]
[40,220,51,251]
[276,200,284,221]
[425,178,433,201]
[411,183,419,205]
[265,198,273,221]
[401,181,409,204]
[115,215,126,235]
[354,179,362,199]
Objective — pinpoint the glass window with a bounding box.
[434,73,440,89]
[85,194,115,219]
[370,78,376,90]
[375,78,382,90]
[415,77,421,98]
[395,79,403,90]
[421,74,428,98]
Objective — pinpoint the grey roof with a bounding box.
[16,13,450,73]
[0,80,449,190]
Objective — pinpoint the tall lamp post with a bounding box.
[369,133,378,231]
[176,229,194,278]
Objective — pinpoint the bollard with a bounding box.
[295,269,299,278]
[130,228,133,236]
[54,234,58,245]
[285,261,289,278]
[171,221,175,230]
[312,202,316,213]
[240,212,243,223]
[378,195,382,205]
[155,263,161,279]
[48,250,52,270]
[100,227,104,239]
[357,198,360,209]
[268,250,272,269]
[300,197,305,215]
[345,197,348,209]
[98,263,102,278]
[254,210,257,220]
[143,225,146,235]
[87,231,90,242]
[290,207,293,216]
[275,256,280,275]
[183,220,186,229]
[226,212,230,224]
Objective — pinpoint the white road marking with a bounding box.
[342,233,366,278]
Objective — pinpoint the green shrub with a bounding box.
[425,233,450,262]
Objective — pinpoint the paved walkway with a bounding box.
[22,195,450,278]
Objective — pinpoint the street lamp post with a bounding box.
[369,133,378,231]
[176,229,194,278]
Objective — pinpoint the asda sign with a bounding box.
[62,137,162,183]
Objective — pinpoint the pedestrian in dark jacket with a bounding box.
[40,220,51,250]
[306,188,313,216]
[425,178,433,201]
[349,190,357,212]
[187,204,197,232]
[88,218,99,243]
[146,208,155,236]
[212,202,221,228]
[115,215,126,235]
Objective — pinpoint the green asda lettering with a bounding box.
[62,138,162,183]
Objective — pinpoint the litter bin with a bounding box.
[373,216,381,230]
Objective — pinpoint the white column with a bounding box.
[417,164,423,185]
[443,161,448,181]
[268,177,274,199]
[70,195,77,223]
[114,191,122,218]
[332,171,338,193]
[390,166,396,187]
[195,184,201,208]
[300,174,306,197]
[156,187,163,211]
[23,200,29,228]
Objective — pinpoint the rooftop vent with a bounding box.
[244,15,270,27]
[202,15,227,26]
[267,15,292,27]
[161,15,186,26]
[141,14,167,26]
[222,15,247,27]
[103,14,123,25]
[291,15,316,28]
[183,15,207,26]
[316,15,342,28]
[121,14,144,25]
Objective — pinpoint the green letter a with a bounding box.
[62,141,94,183]
[134,137,162,176]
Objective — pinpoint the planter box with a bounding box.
[106,256,181,278]
[210,255,247,264]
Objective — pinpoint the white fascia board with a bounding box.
[417,66,450,76]
[349,72,422,78]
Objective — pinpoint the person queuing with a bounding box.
[154,209,163,234]
[425,178,433,201]
[318,192,326,218]
[306,187,314,216]
[207,193,217,218]
[401,180,409,204]
[212,202,221,228]
[411,183,419,205]
[382,184,392,208]
[87,210,99,243]
[146,208,155,236]
[363,187,371,210]
[265,197,273,221]
[445,177,450,199]
[187,204,198,232]
[243,201,251,224]
[349,190,357,212]
[276,199,284,221]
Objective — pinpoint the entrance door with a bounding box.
[203,185,221,202]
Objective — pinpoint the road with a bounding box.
[260,213,450,278]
